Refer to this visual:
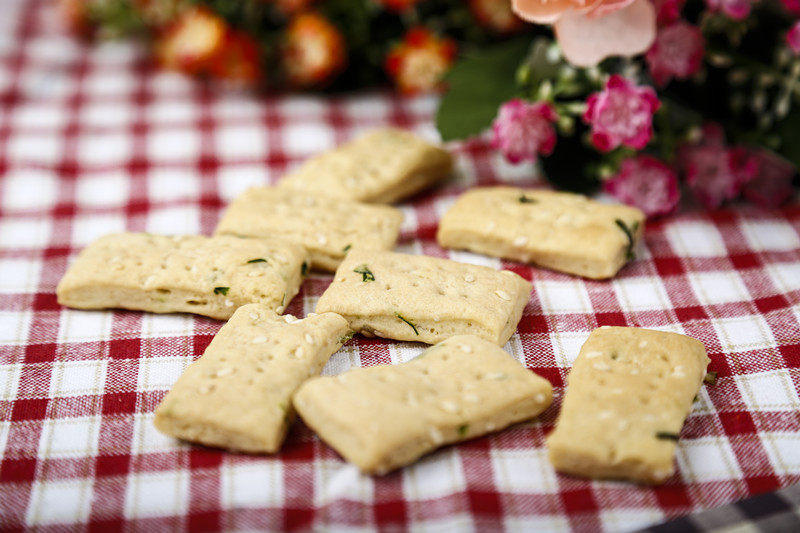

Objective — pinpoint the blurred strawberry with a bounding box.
[210,32,261,85]
[283,12,347,88]
[376,0,425,12]
[468,0,526,34]
[155,6,227,74]
[270,0,317,16]
[58,0,94,38]
[385,27,456,94]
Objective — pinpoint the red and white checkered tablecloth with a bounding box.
[1,1,799,531]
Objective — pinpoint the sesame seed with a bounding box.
[513,236,528,246]
[294,347,304,358]
[639,340,649,348]
[224,299,234,307]
[593,361,611,371]
[585,351,603,359]
[276,306,285,314]
[428,427,444,444]
[459,344,473,353]
[284,315,298,323]
[305,333,315,345]
[535,393,546,403]
[486,422,496,431]
[316,234,327,245]
[485,372,507,380]
[495,290,511,301]
[248,271,262,277]
[486,221,497,232]
[249,313,259,320]
[464,273,476,283]
[440,400,458,413]
[252,336,267,344]
[198,385,212,394]
[216,367,233,377]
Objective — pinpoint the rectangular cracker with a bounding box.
[277,128,453,204]
[294,334,552,474]
[57,233,308,320]
[547,326,710,484]
[437,187,646,279]
[314,249,531,345]
[214,187,404,271]
[154,305,351,453]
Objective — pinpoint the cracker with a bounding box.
[57,233,308,320]
[277,128,453,204]
[214,187,403,272]
[314,250,531,345]
[547,326,710,484]
[154,305,350,453]
[294,334,552,474]
[437,187,646,279]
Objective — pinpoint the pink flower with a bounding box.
[787,21,800,54]
[679,135,757,209]
[652,0,686,25]
[512,0,656,67]
[782,0,800,15]
[705,0,753,20]
[646,22,704,87]
[742,149,796,208]
[491,99,558,164]
[604,155,680,217]
[583,75,660,152]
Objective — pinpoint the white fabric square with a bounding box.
[403,95,439,119]
[0,218,52,248]
[25,478,93,525]
[736,370,800,411]
[84,70,136,97]
[613,277,671,311]
[147,168,200,203]
[766,262,800,293]
[447,250,502,269]
[80,102,134,128]
[7,131,63,164]
[505,516,571,532]
[535,280,592,314]
[87,41,140,66]
[213,95,264,120]
[38,416,100,458]
[283,122,335,157]
[215,124,269,160]
[0,364,21,401]
[124,470,189,518]
[413,516,475,533]
[130,413,185,454]
[741,220,800,252]
[26,35,80,63]
[137,357,190,391]
[676,437,742,482]
[492,153,540,184]
[600,509,665,533]
[279,96,327,117]
[49,360,107,398]
[403,451,465,500]
[11,102,69,129]
[221,460,284,508]
[145,205,199,235]
[146,100,199,124]
[316,462,373,506]
[77,131,133,166]
[147,127,202,162]
[75,172,130,207]
[0,310,31,345]
[2,169,59,211]
[666,221,727,257]
[688,271,750,305]
[343,94,389,120]
[714,315,775,353]
[216,166,270,202]
[0,257,42,293]
[491,448,558,493]
[763,432,800,474]
[18,68,77,100]
[147,71,196,96]
[0,422,10,459]
[140,313,195,340]
[71,213,127,247]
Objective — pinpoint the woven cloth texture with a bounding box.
[1,1,799,531]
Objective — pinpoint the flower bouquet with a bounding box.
[435,0,800,215]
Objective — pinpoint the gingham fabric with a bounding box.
[1,1,799,531]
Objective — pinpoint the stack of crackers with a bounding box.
[57,128,710,483]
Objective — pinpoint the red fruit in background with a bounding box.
[468,0,526,34]
[58,0,94,38]
[377,0,425,12]
[155,6,227,74]
[283,12,347,88]
[210,32,261,85]
[271,0,317,16]
[385,27,456,94]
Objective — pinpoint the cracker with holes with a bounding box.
[154,305,351,453]
[57,233,308,320]
[547,326,710,484]
[294,334,552,474]
[314,250,531,345]
[277,128,453,204]
[214,187,404,272]
[437,187,645,279]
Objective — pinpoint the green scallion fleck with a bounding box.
[213,287,229,296]
[704,371,718,385]
[301,261,309,276]
[518,194,537,204]
[655,431,680,441]
[354,265,375,282]
[615,219,639,261]
[247,258,268,264]
[395,313,419,335]
[338,331,355,344]
[458,424,469,437]
[342,244,352,253]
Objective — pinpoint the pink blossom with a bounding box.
[705,0,753,20]
[583,75,660,152]
[782,0,800,15]
[604,155,680,217]
[680,141,757,209]
[512,0,656,68]
[646,22,704,86]
[742,150,796,208]
[787,21,800,54]
[491,99,558,164]
[652,0,686,25]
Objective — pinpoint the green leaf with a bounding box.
[436,38,531,142]
[775,107,800,168]
[247,258,268,264]
[214,287,230,296]
[353,265,375,282]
